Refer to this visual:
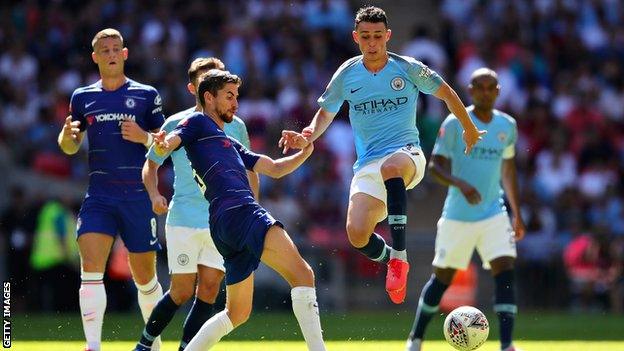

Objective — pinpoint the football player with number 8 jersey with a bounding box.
[58,28,165,351]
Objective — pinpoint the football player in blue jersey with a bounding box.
[134,57,259,351]
[405,68,525,351]
[279,6,485,304]
[154,70,325,351]
[57,28,165,351]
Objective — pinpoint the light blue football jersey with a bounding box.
[146,108,251,228]
[432,106,517,221]
[318,52,443,172]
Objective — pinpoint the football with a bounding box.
[443,306,489,351]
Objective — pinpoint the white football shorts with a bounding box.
[165,225,225,274]
[349,144,427,218]
[432,212,517,270]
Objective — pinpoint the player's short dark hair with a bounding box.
[469,67,499,86]
[354,6,388,29]
[92,28,124,49]
[188,57,226,85]
[197,69,241,107]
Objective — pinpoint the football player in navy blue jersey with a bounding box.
[57,28,165,351]
[135,57,259,351]
[153,70,326,351]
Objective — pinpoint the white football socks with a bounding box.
[135,275,163,350]
[79,272,106,351]
[291,287,326,351]
[184,310,234,351]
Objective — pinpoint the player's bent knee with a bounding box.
[197,281,221,303]
[170,285,194,305]
[345,224,370,248]
[380,162,403,178]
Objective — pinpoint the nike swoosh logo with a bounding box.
[85,101,96,108]
[350,87,363,93]
[149,238,158,245]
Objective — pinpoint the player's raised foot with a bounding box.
[501,345,522,351]
[386,258,409,304]
[405,338,421,351]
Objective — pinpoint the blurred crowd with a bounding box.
[0,0,623,313]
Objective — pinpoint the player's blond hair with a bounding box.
[91,28,124,49]
[188,58,226,85]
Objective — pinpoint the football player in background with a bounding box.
[406,68,525,351]
[58,28,165,351]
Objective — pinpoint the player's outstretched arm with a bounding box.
[279,108,335,154]
[153,131,181,157]
[254,143,314,179]
[58,115,84,155]
[429,154,481,204]
[433,82,486,154]
[502,158,525,241]
[142,159,168,215]
[303,108,336,142]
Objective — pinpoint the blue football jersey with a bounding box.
[432,107,517,221]
[171,112,260,221]
[70,79,164,200]
[318,52,443,172]
[147,108,251,229]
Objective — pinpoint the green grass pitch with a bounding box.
[12,340,624,351]
[9,310,624,350]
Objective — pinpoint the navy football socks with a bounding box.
[494,270,517,349]
[385,178,407,252]
[136,292,179,350]
[356,232,391,264]
[180,297,215,350]
[409,275,449,340]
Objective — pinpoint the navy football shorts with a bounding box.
[76,195,160,252]
[210,203,283,285]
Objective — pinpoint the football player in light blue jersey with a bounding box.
[279,6,485,304]
[406,68,526,351]
[58,28,165,351]
[135,58,259,351]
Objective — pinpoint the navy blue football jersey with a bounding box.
[172,112,260,220]
[70,79,165,200]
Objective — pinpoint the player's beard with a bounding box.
[217,107,234,124]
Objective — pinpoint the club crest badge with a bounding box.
[125,97,136,109]
[498,132,507,143]
[391,77,405,91]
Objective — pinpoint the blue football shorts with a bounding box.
[209,203,283,285]
[76,195,160,252]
